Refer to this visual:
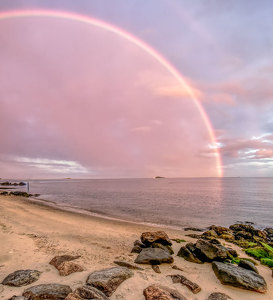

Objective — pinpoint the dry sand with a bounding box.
[0,195,272,300]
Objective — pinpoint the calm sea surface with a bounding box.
[13,178,273,229]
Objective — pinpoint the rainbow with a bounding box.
[0,9,223,177]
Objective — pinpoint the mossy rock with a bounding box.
[261,258,273,267]
[245,247,273,260]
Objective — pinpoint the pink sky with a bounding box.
[0,16,218,178]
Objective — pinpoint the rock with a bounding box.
[172,265,183,271]
[86,267,133,297]
[234,230,252,240]
[49,255,81,268]
[177,246,203,264]
[151,265,161,273]
[135,248,173,264]
[239,259,258,273]
[141,231,172,246]
[219,233,235,242]
[19,182,26,186]
[212,261,267,293]
[151,242,174,255]
[10,191,32,197]
[184,227,205,232]
[185,234,202,239]
[168,274,201,294]
[114,260,144,270]
[65,286,109,300]
[207,292,233,300]
[202,230,218,239]
[23,284,72,299]
[209,226,232,235]
[195,239,228,261]
[0,191,8,195]
[229,224,255,234]
[131,245,143,253]
[2,270,41,287]
[134,240,146,247]
[57,261,84,276]
[8,297,28,300]
[143,284,187,300]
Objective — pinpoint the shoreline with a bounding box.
[0,195,272,299]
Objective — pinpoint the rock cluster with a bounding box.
[0,181,26,186]
[177,238,237,264]
[132,231,174,266]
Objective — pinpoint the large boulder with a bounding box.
[141,231,172,246]
[207,292,233,300]
[65,286,109,300]
[143,284,187,300]
[212,261,267,293]
[2,270,41,287]
[23,284,72,299]
[86,267,133,297]
[195,239,229,261]
[135,248,173,264]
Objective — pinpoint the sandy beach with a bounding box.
[0,194,272,300]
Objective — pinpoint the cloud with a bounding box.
[0,16,219,178]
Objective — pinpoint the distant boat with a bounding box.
[155,176,165,179]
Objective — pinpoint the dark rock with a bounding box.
[114,260,144,270]
[134,240,146,248]
[49,255,81,268]
[135,248,173,264]
[195,239,229,261]
[168,274,201,294]
[172,265,183,271]
[151,265,161,273]
[141,231,172,246]
[2,270,41,287]
[202,229,218,239]
[184,227,205,232]
[57,261,84,276]
[234,230,252,240]
[86,267,133,297]
[229,224,255,234]
[0,191,8,195]
[151,242,174,255]
[65,285,109,300]
[239,259,258,273]
[212,261,267,293]
[8,297,28,300]
[23,284,72,299]
[131,245,143,253]
[10,191,32,197]
[19,182,26,186]
[177,246,203,264]
[207,292,233,300]
[209,225,232,235]
[143,284,187,300]
[185,234,202,239]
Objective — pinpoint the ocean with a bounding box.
[12,177,273,229]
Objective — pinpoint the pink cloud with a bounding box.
[0,16,219,178]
